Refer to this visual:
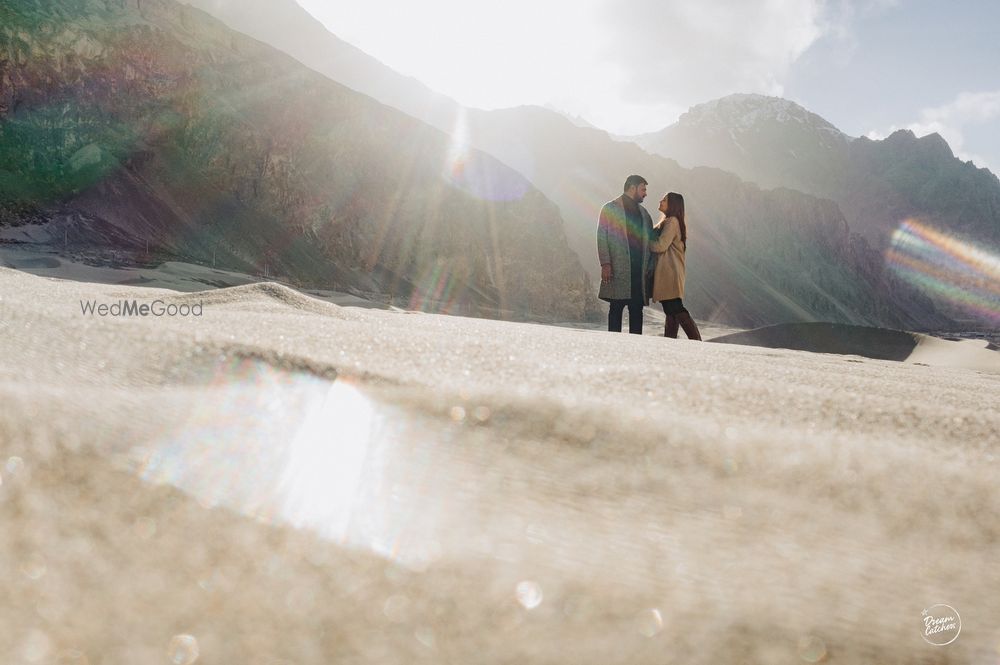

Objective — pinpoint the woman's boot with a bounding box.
[664,315,679,338]
[677,312,702,340]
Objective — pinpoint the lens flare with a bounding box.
[442,108,529,202]
[445,109,471,183]
[133,357,455,567]
[407,260,463,314]
[885,219,1000,324]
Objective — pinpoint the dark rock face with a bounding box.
[0,0,596,322]
[842,130,1000,248]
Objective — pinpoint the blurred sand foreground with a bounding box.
[1,265,998,664]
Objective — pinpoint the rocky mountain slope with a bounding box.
[632,94,1000,251]
[632,94,852,200]
[182,0,461,134]
[0,0,595,321]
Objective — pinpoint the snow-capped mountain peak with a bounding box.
[677,93,849,140]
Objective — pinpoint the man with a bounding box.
[597,175,654,333]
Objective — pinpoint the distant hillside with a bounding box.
[631,93,1000,251]
[183,0,460,131]
[0,0,595,322]
[632,94,852,201]
[461,105,951,329]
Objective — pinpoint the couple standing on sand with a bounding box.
[597,174,701,340]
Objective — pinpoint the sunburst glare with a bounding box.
[885,219,1000,323]
[133,357,452,567]
[441,108,529,202]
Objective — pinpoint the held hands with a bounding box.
[601,263,613,284]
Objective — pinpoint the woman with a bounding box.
[649,192,701,340]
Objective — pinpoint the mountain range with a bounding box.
[2,0,994,330]
[0,0,594,321]
[630,93,1000,251]
[178,0,959,330]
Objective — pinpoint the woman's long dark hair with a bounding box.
[657,192,686,247]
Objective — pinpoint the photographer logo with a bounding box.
[921,604,961,646]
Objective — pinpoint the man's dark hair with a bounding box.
[623,175,648,192]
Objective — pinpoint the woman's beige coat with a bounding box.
[649,216,686,302]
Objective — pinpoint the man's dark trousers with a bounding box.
[608,299,643,334]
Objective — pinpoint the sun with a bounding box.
[296,0,606,111]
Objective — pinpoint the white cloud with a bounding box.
[595,0,825,125]
[586,0,903,133]
[813,0,900,64]
[919,91,1000,126]
[298,0,608,110]
[867,91,1000,171]
[298,0,903,136]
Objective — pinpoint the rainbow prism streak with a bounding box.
[885,219,1000,324]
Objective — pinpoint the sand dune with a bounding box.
[710,321,1000,374]
[1,265,998,664]
[0,246,394,310]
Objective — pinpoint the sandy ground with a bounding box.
[711,322,1000,375]
[1,258,999,664]
[0,246,392,310]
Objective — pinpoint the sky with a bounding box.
[296,0,1000,172]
